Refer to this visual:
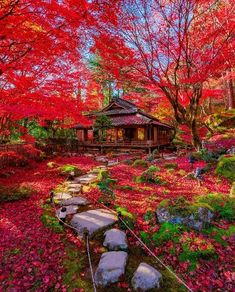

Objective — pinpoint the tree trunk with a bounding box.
[191,120,202,150]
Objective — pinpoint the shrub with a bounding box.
[21,144,43,161]
[132,159,148,168]
[216,155,235,181]
[164,162,178,169]
[0,151,27,167]
[59,164,83,176]
[135,166,165,184]
[197,193,235,221]
[0,184,34,202]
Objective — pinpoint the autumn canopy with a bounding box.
[1,0,235,147]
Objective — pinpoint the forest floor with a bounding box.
[0,151,234,291]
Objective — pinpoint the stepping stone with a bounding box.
[53,193,72,201]
[107,160,119,167]
[56,205,78,215]
[103,229,128,251]
[74,174,98,184]
[68,188,81,194]
[132,263,162,291]
[95,156,108,162]
[71,209,118,236]
[95,251,128,287]
[66,183,82,189]
[61,196,89,206]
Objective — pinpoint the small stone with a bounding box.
[103,229,128,251]
[95,251,128,287]
[53,193,72,201]
[132,262,162,291]
[56,205,78,215]
[68,188,81,194]
[61,196,89,206]
[71,209,118,236]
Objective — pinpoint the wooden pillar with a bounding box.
[114,128,118,143]
[153,127,158,143]
[84,129,88,141]
[144,127,148,141]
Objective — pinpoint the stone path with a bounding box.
[53,162,163,290]
[71,209,118,237]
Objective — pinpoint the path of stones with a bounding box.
[55,156,162,291]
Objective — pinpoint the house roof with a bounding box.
[75,97,173,129]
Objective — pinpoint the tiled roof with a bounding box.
[96,108,137,116]
[110,114,151,126]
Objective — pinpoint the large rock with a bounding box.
[156,207,172,223]
[156,206,214,231]
[56,205,78,215]
[61,196,89,206]
[103,229,128,251]
[132,263,162,291]
[95,251,128,287]
[71,209,118,236]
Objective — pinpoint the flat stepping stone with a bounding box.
[71,209,118,236]
[66,183,82,189]
[132,262,162,291]
[95,251,128,287]
[61,196,89,206]
[68,188,81,194]
[103,229,128,251]
[107,160,119,167]
[74,174,98,184]
[56,205,78,215]
[95,156,108,162]
[53,193,72,201]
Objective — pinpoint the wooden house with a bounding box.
[75,98,174,153]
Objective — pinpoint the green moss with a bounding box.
[164,162,178,169]
[152,223,187,246]
[120,185,134,190]
[216,155,235,181]
[0,184,34,202]
[197,193,235,221]
[203,225,235,246]
[158,199,170,208]
[63,244,93,291]
[97,169,109,180]
[59,164,82,176]
[47,161,57,168]
[132,159,148,168]
[230,182,235,196]
[140,231,151,244]
[123,159,133,165]
[41,204,63,233]
[115,206,136,230]
[178,169,186,176]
